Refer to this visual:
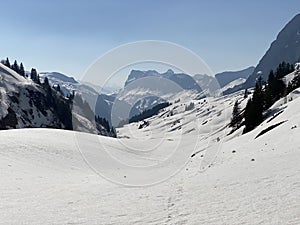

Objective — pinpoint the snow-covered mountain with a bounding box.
[39,72,78,96]
[39,72,100,108]
[40,72,78,84]
[101,69,205,126]
[192,74,220,95]
[192,67,253,96]
[125,69,202,92]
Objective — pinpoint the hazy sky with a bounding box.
[1,0,299,80]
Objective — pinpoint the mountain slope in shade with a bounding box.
[245,13,300,88]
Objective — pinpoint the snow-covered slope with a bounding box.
[215,66,254,87]
[220,77,246,94]
[1,86,299,224]
[0,64,114,136]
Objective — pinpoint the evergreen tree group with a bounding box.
[95,115,117,137]
[30,68,40,84]
[1,58,26,77]
[242,61,295,133]
[95,116,110,132]
[1,57,43,83]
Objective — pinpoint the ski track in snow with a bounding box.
[1,88,300,224]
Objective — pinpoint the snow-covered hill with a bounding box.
[1,84,299,224]
[0,64,114,136]
[0,63,73,129]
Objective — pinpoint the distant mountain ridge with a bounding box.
[215,66,254,87]
[40,72,78,84]
[125,69,202,92]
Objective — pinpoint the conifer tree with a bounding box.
[43,77,49,87]
[37,74,41,84]
[30,68,39,83]
[243,77,264,133]
[243,89,248,98]
[230,100,242,130]
[4,57,10,68]
[19,63,25,77]
[12,60,20,74]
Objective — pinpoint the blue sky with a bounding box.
[1,0,299,80]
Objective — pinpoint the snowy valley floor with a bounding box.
[1,94,300,224]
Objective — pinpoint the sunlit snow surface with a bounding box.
[1,88,300,224]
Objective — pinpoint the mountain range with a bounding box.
[39,68,252,127]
